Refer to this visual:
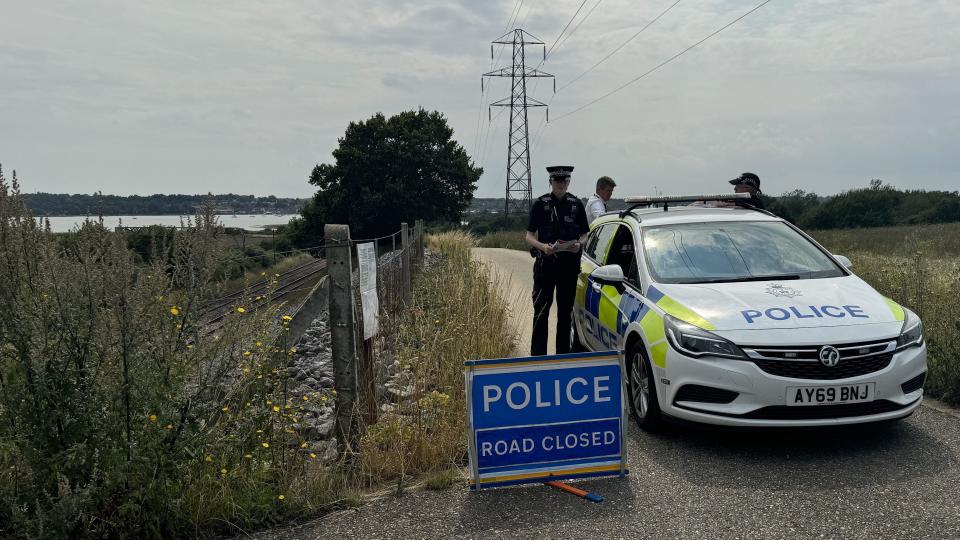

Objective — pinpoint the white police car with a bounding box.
[572,194,927,428]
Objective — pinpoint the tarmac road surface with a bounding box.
[261,248,960,540]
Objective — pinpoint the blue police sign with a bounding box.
[464,351,627,490]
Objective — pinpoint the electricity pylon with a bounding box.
[482,29,554,218]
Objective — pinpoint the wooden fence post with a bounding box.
[324,224,359,454]
[416,219,424,262]
[401,222,411,306]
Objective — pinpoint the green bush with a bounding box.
[0,165,347,538]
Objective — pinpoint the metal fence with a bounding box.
[324,220,425,452]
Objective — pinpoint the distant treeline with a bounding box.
[768,181,960,229]
[468,181,960,231]
[23,193,306,216]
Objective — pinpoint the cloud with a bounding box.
[0,0,957,199]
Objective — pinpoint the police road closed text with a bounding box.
[464,352,626,489]
[480,430,616,457]
[481,376,612,412]
[470,364,621,430]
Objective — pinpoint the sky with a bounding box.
[1,0,958,199]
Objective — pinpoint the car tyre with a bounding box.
[627,341,663,431]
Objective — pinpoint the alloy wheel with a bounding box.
[630,352,649,419]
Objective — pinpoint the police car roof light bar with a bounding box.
[623,193,751,204]
[619,193,753,218]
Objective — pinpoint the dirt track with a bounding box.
[471,247,555,357]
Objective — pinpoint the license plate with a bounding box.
[786,383,875,406]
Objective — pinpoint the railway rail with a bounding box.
[200,257,328,333]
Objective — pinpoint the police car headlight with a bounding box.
[664,315,746,360]
[896,312,924,350]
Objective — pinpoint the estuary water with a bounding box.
[37,214,299,233]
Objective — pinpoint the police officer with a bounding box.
[525,166,589,356]
[730,172,766,209]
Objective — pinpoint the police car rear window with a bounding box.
[642,221,844,284]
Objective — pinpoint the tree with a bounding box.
[289,109,481,245]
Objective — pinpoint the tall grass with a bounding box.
[475,229,528,251]
[360,231,516,486]
[811,227,960,404]
[0,165,352,538]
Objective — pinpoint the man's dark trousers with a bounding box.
[531,255,579,356]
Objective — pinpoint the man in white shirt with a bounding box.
[585,176,616,225]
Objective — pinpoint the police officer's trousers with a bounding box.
[531,255,579,356]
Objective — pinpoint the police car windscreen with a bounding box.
[642,221,844,284]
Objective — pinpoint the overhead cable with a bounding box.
[552,0,774,122]
[558,0,683,92]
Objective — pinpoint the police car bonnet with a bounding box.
[652,277,902,331]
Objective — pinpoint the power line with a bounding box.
[544,0,589,60]
[552,0,775,122]
[516,0,539,29]
[505,0,524,30]
[558,0,683,92]
[553,0,604,55]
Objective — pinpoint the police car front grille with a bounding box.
[742,339,896,380]
[673,384,739,404]
[740,399,911,420]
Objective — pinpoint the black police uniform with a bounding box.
[527,191,589,356]
[743,193,766,209]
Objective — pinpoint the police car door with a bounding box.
[581,224,621,350]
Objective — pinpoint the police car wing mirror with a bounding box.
[833,254,853,269]
[590,264,625,284]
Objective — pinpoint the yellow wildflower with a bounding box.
[281,315,292,322]
[300,442,308,448]
[149,414,158,422]
[278,495,285,501]
[273,405,281,413]
[266,400,273,405]
[243,367,250,374]
[302,395,309,401]
[243,350,251,357]
[309,453,317,459]
[170,306,180,316]
[236,307,246,314]
[205,455,213,462]
[221,406,229,412]
[255,341,262,347]
[261,442,270,448]
[220,468,227,475]
[260,272,267,276]
[244,453,253,459]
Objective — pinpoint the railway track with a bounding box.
[200,257,327,333]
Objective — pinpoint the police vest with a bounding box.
[535,193,583,245]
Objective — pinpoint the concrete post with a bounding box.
[324,224,358,453]
[401,222,411,306]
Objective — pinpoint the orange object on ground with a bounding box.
[544,480,604,502]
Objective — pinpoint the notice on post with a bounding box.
[357,242,379,340]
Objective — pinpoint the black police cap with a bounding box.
[547,165,574,179]
[729,172,760,190]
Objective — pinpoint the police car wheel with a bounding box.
[628,343,662,430]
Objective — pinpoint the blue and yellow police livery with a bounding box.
[572,195,927,428]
